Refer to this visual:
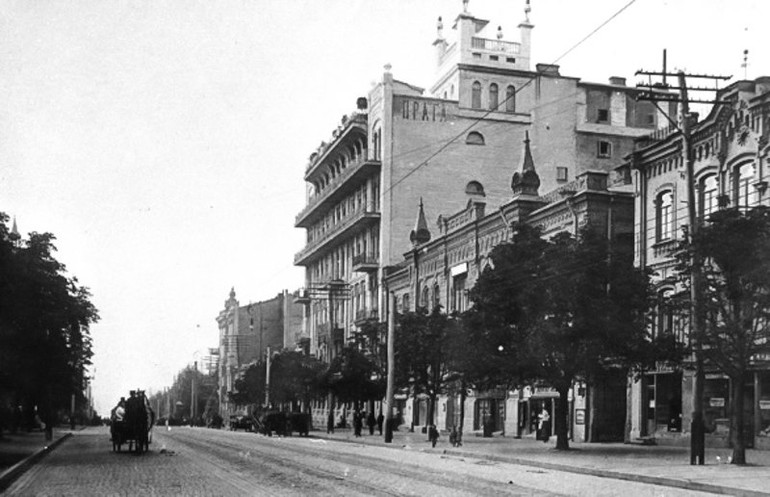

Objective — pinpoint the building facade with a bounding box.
[625,77,770,448]
[294,1,665,360]
[216,288,304,416]
[292,1,672,431]
[383,133,635,442]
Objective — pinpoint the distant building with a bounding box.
[622,76,770,449]
[216,288,303,416]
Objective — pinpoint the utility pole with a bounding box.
[636,66,730,466]
[265,346,271,408]
[384,291,395,443]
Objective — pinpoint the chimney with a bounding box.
[535,63,560,76]
[609,76,626,86]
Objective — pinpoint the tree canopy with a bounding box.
[464,224,659,449]
[0,213,98,433]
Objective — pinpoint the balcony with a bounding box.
[352,253,379,273]
[354,309,379,326]
[295,156,381,228]
[293,289,311,305]
[471,37,520,54]
[652,239,679,259]
[306,113,367,177]
[295,209,380,266]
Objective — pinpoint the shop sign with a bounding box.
[709,397,725,407]
[575,409,585,425]
[399,99,448,122]
[760,400,770,410]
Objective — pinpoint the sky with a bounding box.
[1,0,768,415]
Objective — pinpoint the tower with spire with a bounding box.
[511,130,540,198]
[409,198,432,246]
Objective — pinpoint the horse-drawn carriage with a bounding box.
[110,391,155,454]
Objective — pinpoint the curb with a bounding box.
[0,432,72,492]
[311,433,770,497]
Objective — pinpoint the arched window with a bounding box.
[655,190,674,241]
[402,294,410,313]
[699,175,718,220]
[421,286,430,309]
[489,83,499,110]
[433,283,441,309]
[471,81,482,109]
[506,85,516,112]
[466,131,485,145]
[465,181,485,196]
[734,163,757,209]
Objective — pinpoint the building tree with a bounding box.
[466,224,658,450]
[677,206,770,465]
[323,346,384,411]
[0,214,98,439]
[268,350,326,412]
[395,307,460,428]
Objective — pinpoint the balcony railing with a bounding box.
[652,239,679,259]
[355,308,379,325]
[295,156,381,227]
[352,253,379,272]
[471,37,520,54]
[295,209,380,265]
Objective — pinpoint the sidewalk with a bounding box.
[0,429,70,491]
[312,427,770,497]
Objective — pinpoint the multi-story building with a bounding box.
[384,134,635,442]
[623,76,770,448]
[216,288,303,416]
[293,1,671,425]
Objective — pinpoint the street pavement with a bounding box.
[0,425,734,496]
[312,426,770,497]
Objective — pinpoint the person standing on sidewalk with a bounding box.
[428,424,439,448]
[353,410,363,437]
[377,411,384,435]
[537,407,550,443]
[367,411,376,435]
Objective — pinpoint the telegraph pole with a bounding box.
[384,291,395,443]
[636,67,730,465]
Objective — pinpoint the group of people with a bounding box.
[110,389,150,427]
[352,409,384,437]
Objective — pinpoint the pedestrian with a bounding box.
[367,411,376,435]
[449,425,462,447]
[327,411,335,434]
[353,410,363,437]
[377,411,384,435]
[428,424,439,448]
[537,407,550,443]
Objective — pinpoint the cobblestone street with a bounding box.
[4,426,726,496]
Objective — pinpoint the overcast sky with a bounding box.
[1,0,768,415]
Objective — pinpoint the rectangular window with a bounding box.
[472,53,482,60]
[597,109,609,122]
[556,167,568,182]
[597,141,612,158]
[506,57,516,63]
[489,55,499,61]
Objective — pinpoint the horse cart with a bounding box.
[111,394,155,454]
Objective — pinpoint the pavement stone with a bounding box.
[0,429,70,492]
[311,427,770,497]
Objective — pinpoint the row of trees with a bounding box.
[225,207,770,464]
[148,365,219,426]
[0,214,99,438]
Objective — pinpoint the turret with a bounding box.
[511,130,540,197]
[409,198,432,246]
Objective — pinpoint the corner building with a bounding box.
[624,77,770,449]
[294,1,669,428]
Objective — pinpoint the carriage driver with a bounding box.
[111,397,126,422]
